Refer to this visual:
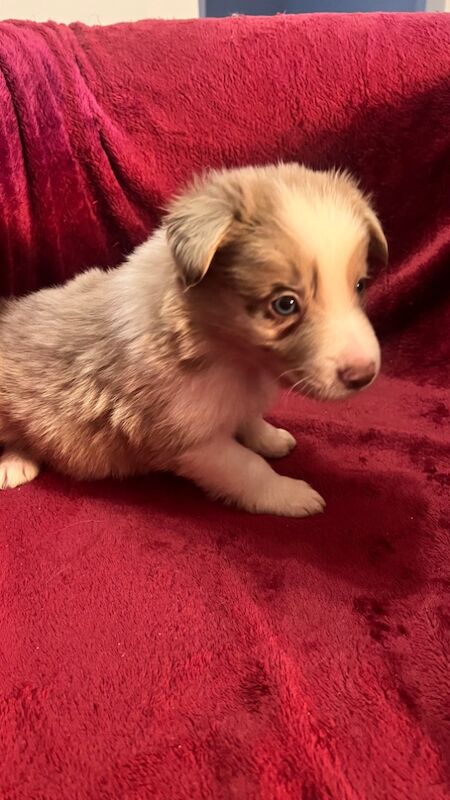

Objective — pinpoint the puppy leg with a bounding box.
[238,417,296,459]
[0,448,40,489]
[176,436,324,517]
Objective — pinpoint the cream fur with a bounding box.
[0,163,387,515]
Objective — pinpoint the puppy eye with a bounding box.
[355,278,367,296]
[271,295,299,316]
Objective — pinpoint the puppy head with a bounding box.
[165,163,387,400]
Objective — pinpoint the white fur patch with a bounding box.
[0,450,39,490]
[280,185,380,398]
[281,185,366,279]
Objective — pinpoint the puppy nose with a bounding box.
[337,361,376,390]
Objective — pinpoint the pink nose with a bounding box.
[337,361,377,390]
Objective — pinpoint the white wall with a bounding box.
[426,0,450,7]
[1,0,198,25]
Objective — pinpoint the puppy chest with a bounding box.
[165,367,273,440]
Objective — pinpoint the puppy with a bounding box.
[0,163,387,516]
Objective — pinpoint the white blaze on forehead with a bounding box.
[277,183,380,380]
[280,186,367,308]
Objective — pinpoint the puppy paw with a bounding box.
[260,427,297,459]
[241,420,297,459]
[0,450,40,489]
[241,476,325,517]
[280,479,326,517]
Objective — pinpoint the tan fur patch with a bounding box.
[0,163,386,482]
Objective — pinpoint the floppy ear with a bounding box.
[339,171,388,268]
[365,207,388,267]
[165,174,241,288]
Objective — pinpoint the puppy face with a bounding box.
[166,164,387,400]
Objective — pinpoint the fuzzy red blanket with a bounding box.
[0,13,449,800]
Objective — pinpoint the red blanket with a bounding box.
[0,13,449,800]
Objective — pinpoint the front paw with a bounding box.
[239,419,297,459]
[241,476,325,517]
[278,478,326,517]
[261,427,296,459]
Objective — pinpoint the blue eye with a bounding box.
[271,295,299,316]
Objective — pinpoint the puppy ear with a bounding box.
[165,173,242,288]
[366,208,388,267]
[338,172,388,268]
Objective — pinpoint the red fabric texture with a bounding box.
[0,13,449,799]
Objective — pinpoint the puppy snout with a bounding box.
[337,360,377,391]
